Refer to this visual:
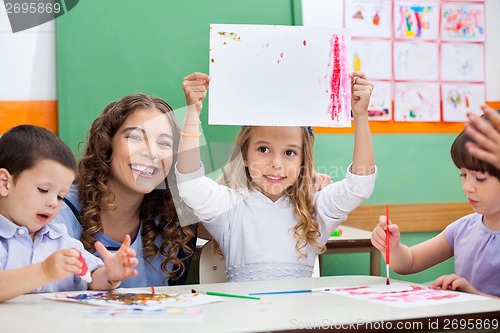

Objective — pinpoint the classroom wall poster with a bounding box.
[442,83,485,122]
[393,41,439,81]
[441,43,485,82]
[368,80,392,121]
[441,3,485,42]
[345,0,392,38]
[352,40,392,80]
[393,1,440,40]
[394,82,440,122]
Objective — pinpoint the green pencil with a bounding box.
[206,291,261,300]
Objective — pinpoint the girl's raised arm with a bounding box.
[178,72,210,174]
[350,71,376,176]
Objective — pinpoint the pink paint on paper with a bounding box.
[326,35,350,125]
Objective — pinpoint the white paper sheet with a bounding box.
[441,43,485,82]
[442,83,485,122]
[393,1,440,40]
[394,82,440,122]
[324,283,490,308]
[345,0,392,38]
[393,42,439,81]
[209,24,352,127]
[352,40,392,80]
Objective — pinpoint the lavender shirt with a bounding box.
[445,213,500,297]
[0,214,103,294]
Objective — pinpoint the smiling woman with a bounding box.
[52,94,198,288]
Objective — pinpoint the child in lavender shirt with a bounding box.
[371,113,500,298]
[0,125,138,302]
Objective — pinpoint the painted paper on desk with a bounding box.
[209,24,351,127]
[87,306,205,321]
[324,283,488,308]
[48,290,221,310]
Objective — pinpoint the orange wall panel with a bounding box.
[0,101,58,134]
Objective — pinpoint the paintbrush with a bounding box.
[385,204,390,285]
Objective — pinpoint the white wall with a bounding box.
[302,0,500,101]
[0,7,56,100]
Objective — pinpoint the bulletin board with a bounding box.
[317,0,488,134]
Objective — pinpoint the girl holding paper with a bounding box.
[176,72,376,282]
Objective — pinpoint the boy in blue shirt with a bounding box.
[0,125,138,302]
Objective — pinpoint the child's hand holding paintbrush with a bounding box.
[370,208,402,284]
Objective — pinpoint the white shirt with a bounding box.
[176,163,376,282]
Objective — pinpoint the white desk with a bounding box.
[1,276,498,333]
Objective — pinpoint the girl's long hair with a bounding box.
[78,94,196,281]
[218,126,323,257]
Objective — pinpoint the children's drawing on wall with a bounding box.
[394,82,440,122]
[368,81,391,121]
[324,283,489,308]
[345,0,391,38]
[441,43,484,82]
[394,1,439,40]
[352,40,392,80]
[441,3,485,42]
[393,42,438,81]
[442,84,485,122]
[209,24,352,127]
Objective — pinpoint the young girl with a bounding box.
[371,115,500,298]
[0,125,138,302]
[52,94,197,287]
[176,72,377,282]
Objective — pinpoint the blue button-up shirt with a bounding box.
[0,214,103,293]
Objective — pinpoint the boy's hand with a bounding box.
[370,215,400,256]
[41,248,82,282]
[182,72,210,114]
[95,234,138,284]
[350,71,373,117]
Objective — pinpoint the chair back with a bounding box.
[199,240,228,283]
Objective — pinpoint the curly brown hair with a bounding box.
[219,126,323,258]
[78,94,196,281]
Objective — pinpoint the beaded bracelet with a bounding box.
[180,130,202,137]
